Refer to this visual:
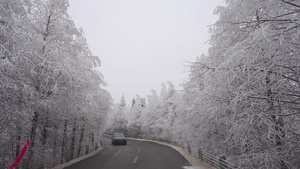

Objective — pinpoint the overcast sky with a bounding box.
[68,0,224,104]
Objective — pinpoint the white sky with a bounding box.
[68,0,224,104]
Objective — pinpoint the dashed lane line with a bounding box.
[132,156,139,163]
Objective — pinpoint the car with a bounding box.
[112,133,127,145]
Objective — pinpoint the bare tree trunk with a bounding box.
[91,131,94,151]
[23,111,39,169]
[41,116,48,146]
[40,115,49,168]
[266,72,287,168]
[77,126,84,158]
[15,125,21,169]
[53,124,58,160]
[60,120,68,164]
[69,121,76,161]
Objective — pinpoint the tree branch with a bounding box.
[282,0,300,9]
[249,96,300,105]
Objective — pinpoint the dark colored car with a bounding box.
[112,133,127,145]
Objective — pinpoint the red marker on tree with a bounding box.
[10,138,30,169]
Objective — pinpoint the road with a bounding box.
[64,137,193,169]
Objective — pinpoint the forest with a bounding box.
[106,0,300,168]
[0,0,112,168]
[1,0,300,169]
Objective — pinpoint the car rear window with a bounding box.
[114,133,125,137]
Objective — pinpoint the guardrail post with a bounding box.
[219,156,227,169]
[100,138,103,147]
[198,149,203,161]
[187,144,191,154]
[85,145,89,155]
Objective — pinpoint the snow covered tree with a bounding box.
[182,0,300,168]
[105,95,128,134]
[0,0,112,168]
[157,82,179,141]
[133,82,180,141]
[140,89,160,139]
[126,95,145,138]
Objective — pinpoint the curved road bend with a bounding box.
[64,137,193,169]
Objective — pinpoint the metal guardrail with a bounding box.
[185,144,238,169]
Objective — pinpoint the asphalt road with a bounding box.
[64,137,192,169]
